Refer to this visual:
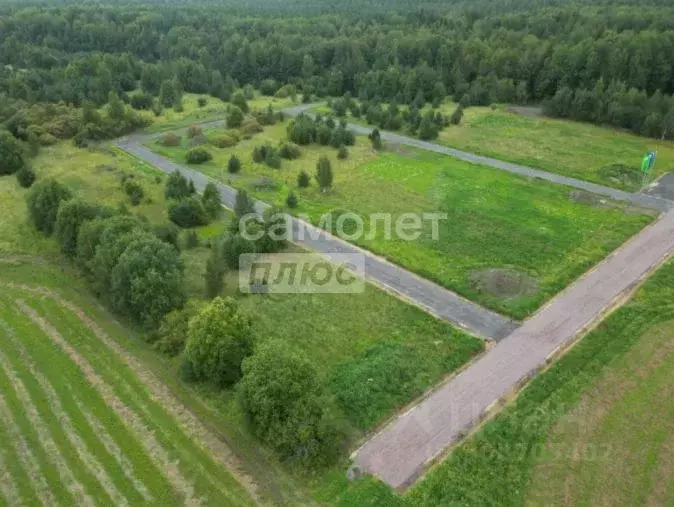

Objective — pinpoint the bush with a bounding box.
[252,146,265,163]
[297,170,310,188]
[185,229,200,249]
[232,92,249,113]
[154,303,200,357]
[227,106,245,128]
[165,170,192,200]
[204,241,226,299]
[153,223,180,251]
[26,179,73,235]
[0,130,25,175]
[238,340,342,467]
[202,182,222,218]
[55,200,108,257]
[337,145,348,159]
[130,93,154,110]
[265,152,282,169]
[186,147,213,164]
[187,125,203,139]
[188,134,208,147]
[221,233,256,269]
[240,118,263,138]
[110,234,186,329]
[260,79,279,96]
[185,297,254,387]
[123,180,144,205]
[169,197,209,228]
[315,156,333,191]
[197,97,208,107]
[286,191,298,208]
[161,132,182,146]
[16,165,36,188]
[228,155,241,174]
[211,134,238,148]
[450,105,464,125]
[279,142,301,160]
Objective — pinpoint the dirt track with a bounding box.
[352,210,674,489]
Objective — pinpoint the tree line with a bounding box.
[1,1,674,140]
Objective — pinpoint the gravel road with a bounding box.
[352,210,674,489]
[114,139,518,340]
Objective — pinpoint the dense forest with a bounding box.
[1,0,674,148]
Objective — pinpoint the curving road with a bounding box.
[114,138,518,341]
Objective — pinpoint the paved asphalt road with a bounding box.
[284,104,674,213]
[352,210,674,489]
[114,139,518,341]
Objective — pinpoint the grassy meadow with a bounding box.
[311,101,674,191]
[147,124,653,319]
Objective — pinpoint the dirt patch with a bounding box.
[386,143,418,157]
[469,268,538,299]
[505,105,543,118]
[569,190,613,207]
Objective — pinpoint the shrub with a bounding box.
[227,106,245,128]
[161,132,181,146]
[187,125,203,139]
[26,179,73,235]
[169,197,209,228]
[197,97,208,107]
[185,297,254,387]
[228,154,242,174]
[368,128,383,150]
[110,234,186,329]
[188,134,208,147]
[279,142,301,160]
[185,229,200,249]
[450,105,465,125]
[211,135,238,148]
[232,92,249,113]
[202,182,222,218]
[186,147,212,164]
[286,191,298,208]
[297,170,310,188]
[337,145,348,159]
[16,165,36,188]
[252,146,265,163]
[204,241,226,299]
[0,130,25,175]
[165,170,192,200]
[123,180,144,205]
[260,79,278,96]
[55,200,109,257]
[240,118,263,138]
[265,152,282,169]
[221,233,256,269]
[154,303,199,357]
[153,223,180,251]
[130,93,154,110]
[315,156,333,192]
[238,340,343,467]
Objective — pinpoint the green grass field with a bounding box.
[312,101,674,191]
[147,124,653,319]
[0,263,255,506]
[331,257,674,506]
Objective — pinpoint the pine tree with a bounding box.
[315,156,333,192]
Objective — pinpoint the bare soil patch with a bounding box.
[469,268,538,300]
[505,105,543,118]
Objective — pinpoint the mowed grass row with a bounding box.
[333,258,674,506]
[311,101,674,191]
[0,286,254,507]
[148,126,653,318]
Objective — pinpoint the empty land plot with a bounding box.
[334,258,674,507]
[0,282,255,507]
[147,128,653,318]
[435,104,674,191]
